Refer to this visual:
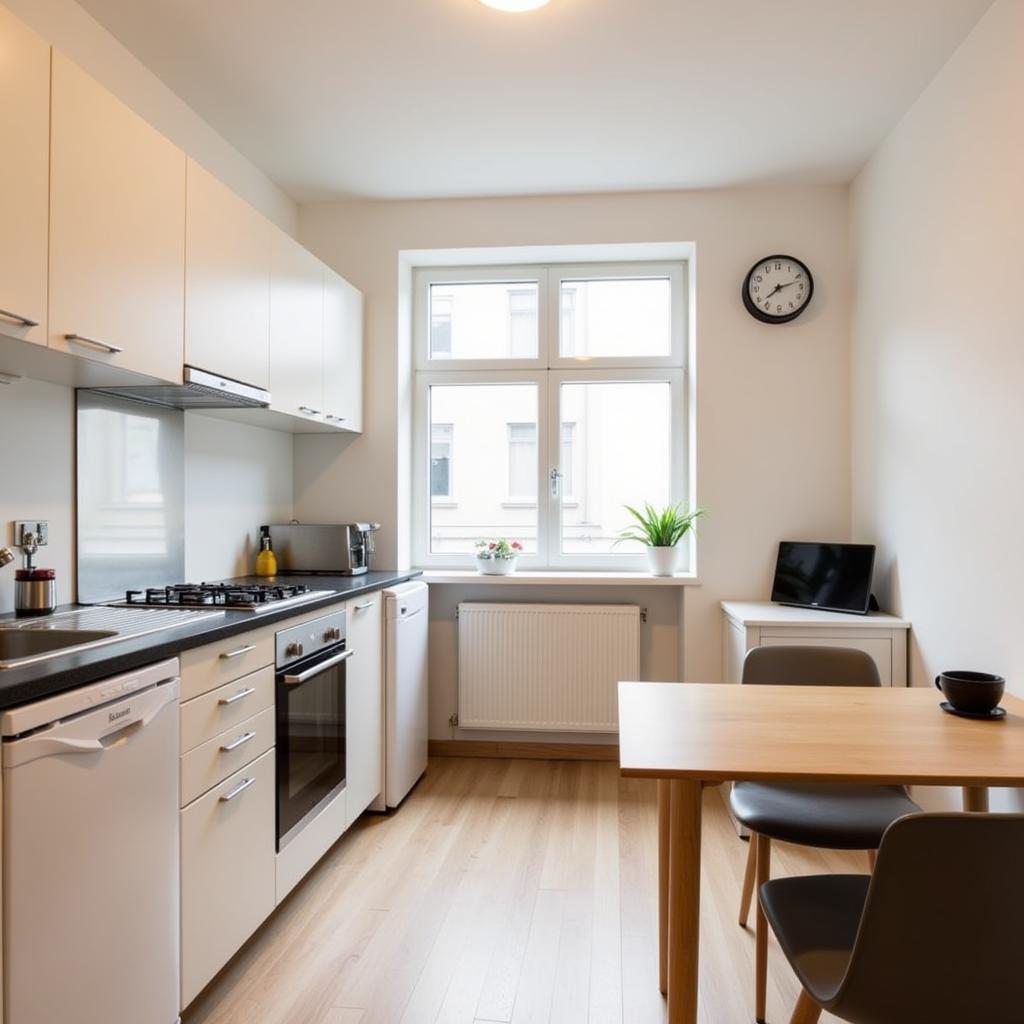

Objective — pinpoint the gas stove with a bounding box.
[111,582,334,614]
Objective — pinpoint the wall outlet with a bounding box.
[14,521,48,546]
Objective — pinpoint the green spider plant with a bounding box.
[617,502,704,548]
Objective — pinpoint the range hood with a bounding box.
[86,366,270,410]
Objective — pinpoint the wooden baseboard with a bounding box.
[428,739,619,762]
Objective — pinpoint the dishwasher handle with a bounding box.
[2,679,180,768]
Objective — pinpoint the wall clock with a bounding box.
[742,254,814,324]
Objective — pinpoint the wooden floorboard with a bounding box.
[184,757,854,1024]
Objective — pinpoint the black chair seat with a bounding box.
[730,781,919,849]
[759,874,868,1003]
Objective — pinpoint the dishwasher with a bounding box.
[2,658,181,1024]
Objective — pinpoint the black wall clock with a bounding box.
[742,254,814,324]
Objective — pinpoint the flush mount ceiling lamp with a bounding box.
[478,0,551,11]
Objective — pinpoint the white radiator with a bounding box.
[457,603,641,732]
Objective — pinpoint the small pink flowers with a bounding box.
[474,537,521,560]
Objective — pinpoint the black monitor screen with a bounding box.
[771,542,876,615]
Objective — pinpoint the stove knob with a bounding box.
[286,641,304,658]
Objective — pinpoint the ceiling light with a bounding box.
[478,0,551,12]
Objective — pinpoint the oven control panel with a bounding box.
[275,609,346,669]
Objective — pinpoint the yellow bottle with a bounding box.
[255,535,278,577]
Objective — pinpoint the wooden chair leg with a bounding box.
[867,849,877,872]
[755,834,772,1024]
[789,989,823,1024]
[738,836,757,926]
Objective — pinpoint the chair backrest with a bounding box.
[833,813,1024,1024]
[741,645,881,687]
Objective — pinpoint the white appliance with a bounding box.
[384,581,429,807]
[2,659,181,1024]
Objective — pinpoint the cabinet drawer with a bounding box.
[180,706,275,807]
[181,749,275,1009]
[180,625,276,701]
[180,665,274,754]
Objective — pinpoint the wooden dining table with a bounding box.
[617,681,1024,1024]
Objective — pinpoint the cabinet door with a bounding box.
[180,749,275,1009]
[185,159,271,389]
[269,231,325,424]
[0,8,49,345]
[49,52,185,382]
[323,269,364,432]
[345,591,383,826]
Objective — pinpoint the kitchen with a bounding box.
[1,1,1022,1023]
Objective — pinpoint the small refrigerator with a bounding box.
[384,581,429,807]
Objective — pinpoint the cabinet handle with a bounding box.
[219,776,255,802]
[220,730,256,753]
[352,602,375,612]
[0,308,39,328]
[298,405,322,416]
[325,413,345,423]
[219,644,256,660]
[218,686,257,706]
[64,333,123,354]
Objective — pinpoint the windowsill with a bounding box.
[418,569,700,586]
[430,500,458,508]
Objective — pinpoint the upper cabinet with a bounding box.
[0,8,49,346]
[49,52,186,383]
[186,159,271,390]
[269,231,325,423]
[323,268,364,433]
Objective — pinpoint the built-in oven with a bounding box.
[275,608,350,851]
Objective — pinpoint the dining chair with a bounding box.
[760,812,1024,1024]
[730,645,920,1023]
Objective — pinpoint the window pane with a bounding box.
[430,423,453,497]
[429,384,538,554]
[558,381,672,555]
[429,281,539,360]
[558,277,672,358]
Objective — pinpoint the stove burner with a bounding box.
[124,582,316,609]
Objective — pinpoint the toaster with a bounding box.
[262,523,381,576]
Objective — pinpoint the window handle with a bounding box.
[549,468,563,499]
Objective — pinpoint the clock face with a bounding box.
[742,255,814,324]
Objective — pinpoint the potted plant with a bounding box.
[474,537,523,576]
[617,502,704,576]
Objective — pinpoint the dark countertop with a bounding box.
[0,570,422,711]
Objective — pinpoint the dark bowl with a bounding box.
[935,671,1005,714]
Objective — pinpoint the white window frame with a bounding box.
[429,422,455,503]
[412,261,688,572]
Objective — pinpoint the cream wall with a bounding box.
[3,0,296,233]
[296,188,852,689]
[850,0,1022,805]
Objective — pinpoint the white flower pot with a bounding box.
[476,555,518,576]
[646,545,681,577]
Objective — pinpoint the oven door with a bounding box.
[276,645,350,850]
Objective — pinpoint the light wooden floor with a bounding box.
[184,758,860,1024]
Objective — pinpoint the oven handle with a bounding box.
[283,648,353,686]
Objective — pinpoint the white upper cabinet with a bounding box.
[0,8,49,346]
[323,268,364,432]
[49,52,186,382]
[185,159,271,390]
[269,231,325,424]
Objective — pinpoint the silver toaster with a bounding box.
[262,523,381,576]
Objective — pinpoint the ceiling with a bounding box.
[75,0,993,201]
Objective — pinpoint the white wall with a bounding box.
[3,0,296,233]
[0,384,294,613]
[296,188,852,691]
[850,0,1022,806]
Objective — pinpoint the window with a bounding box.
[414,261,688,570]
[430,423,453,498]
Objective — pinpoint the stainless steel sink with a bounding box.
[0,606,225,670]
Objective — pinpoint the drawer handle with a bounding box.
[218,686,257,706]
[64,333,124,354]
[352,602,374,611]
[0,308,39,328]
[220,644,257,660]
[220,777,255,802]
[220,730,256,753]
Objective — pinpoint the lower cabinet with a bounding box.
[345,591,383,826]
[180,749,276,1009]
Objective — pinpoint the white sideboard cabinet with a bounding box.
[721,601,910,687]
